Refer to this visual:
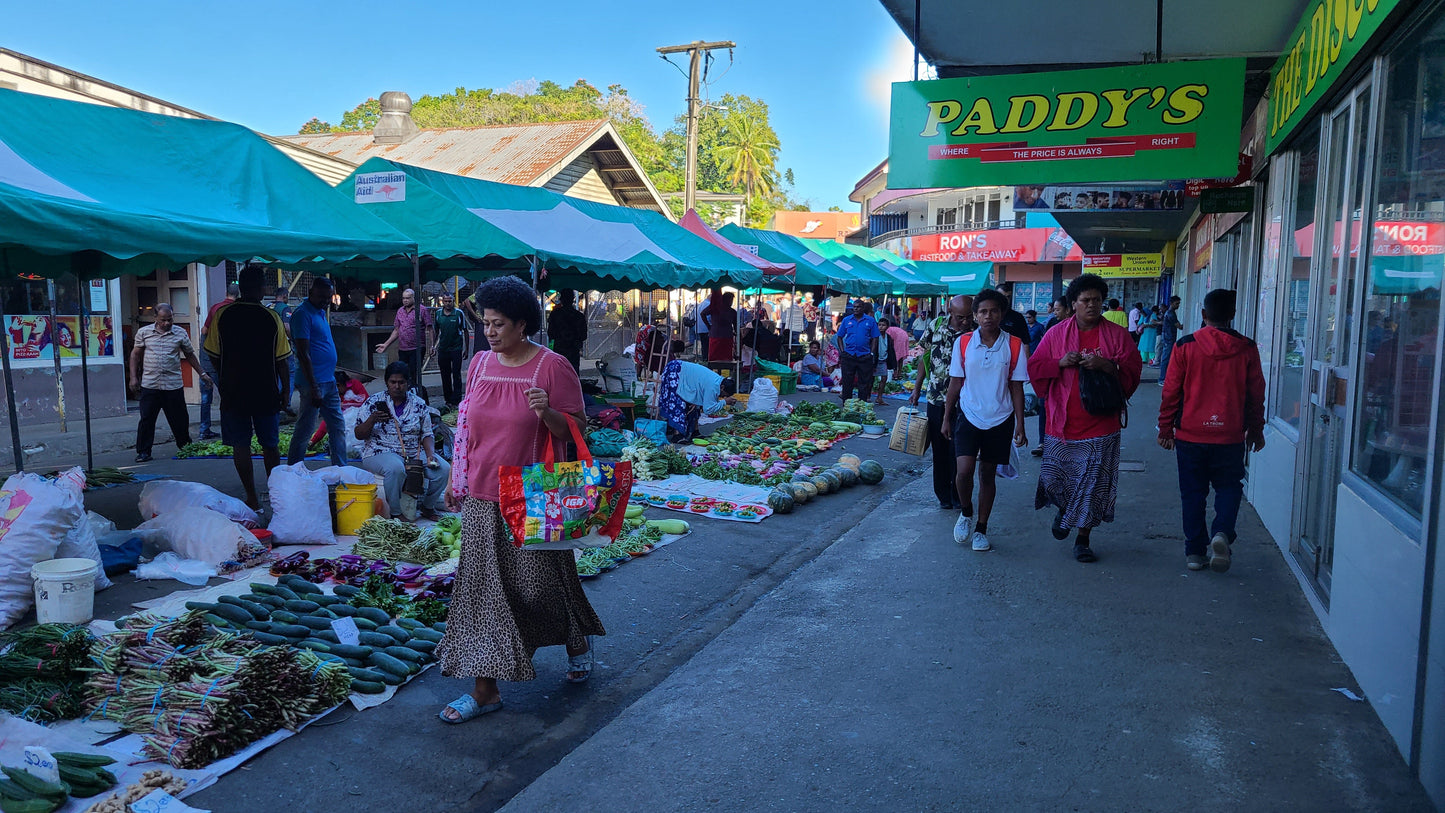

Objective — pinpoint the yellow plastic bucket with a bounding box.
[333,483,378,536]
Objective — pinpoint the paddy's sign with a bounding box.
[1266,0,1403,153]
[888,59,1246,188]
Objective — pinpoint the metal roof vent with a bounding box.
[373,91,418,145]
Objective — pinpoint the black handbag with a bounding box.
[1078,367,1128,423]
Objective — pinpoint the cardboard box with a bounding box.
[889,407,929,456]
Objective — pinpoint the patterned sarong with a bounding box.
[1034,431,1122,529]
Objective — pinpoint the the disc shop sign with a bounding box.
[888,59,1246,188]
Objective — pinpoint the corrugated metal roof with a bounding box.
[285,120,609,186]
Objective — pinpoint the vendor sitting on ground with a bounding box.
[310,368,371,447]
[658,359,738,441]
[799,341,833,388]
[353,361,450,521]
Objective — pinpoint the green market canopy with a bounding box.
[717,224,885,296]
[0,88,416,278]
[333,158,764,291]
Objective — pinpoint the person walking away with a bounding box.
[1104,298,1130,329]
[130,303,210,462]
[942,289,1029,551]
[354,362,450,521]
[1158,296,1182,384]
[547,288,587,374]
[1137,306,1162,366]
[1033,296,1072,457]
[1128,301,1144,343]
[205,265,291,510]
[197,284,238,440]
[1027,274,1142,563]
[272,293,297,414]
[434,293,468,408]
[996,282,1032,345]
[288,277,347,467]
[374,287,434,395]
[695,292,712,355]
[437,275,603,723]
[704,292,737,363]
[836,299,880,402]
[1157,289,1266,573]
[910,296,970,509]
[657,359,739,441]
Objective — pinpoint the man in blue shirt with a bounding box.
[1158,295,1182,385]
[835,299,880,401]
[289,277,347,466]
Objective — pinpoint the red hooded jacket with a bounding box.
[1157,326,1266,445]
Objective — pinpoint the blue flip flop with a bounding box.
[440,694,502,724]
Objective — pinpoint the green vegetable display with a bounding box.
[176,431,327,459]
[354,516,456,565]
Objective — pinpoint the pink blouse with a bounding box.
[450,347,585,502]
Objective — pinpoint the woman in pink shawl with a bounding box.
[1026,274,1142,563]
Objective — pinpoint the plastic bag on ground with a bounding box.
[56,507,115,592]
[135,551,217,586]
[139,480,259,528]
[266,462,335,546]
[749,377,779,414]
[134,507,256,568]
[0,472,85,628]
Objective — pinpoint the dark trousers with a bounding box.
[399,348,428,401]
[556,345,582,374]
[839,352,874,400]
[927,401,958,507]
[1158,341,1175,384]
[1175,440,1246,555]
[438,349,464,406]
[136,387,191,455]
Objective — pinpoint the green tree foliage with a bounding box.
[300,83,807,225]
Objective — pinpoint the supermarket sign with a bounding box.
[1267,0,1405,153]
[889,59,1246,187]
[1083,254,1164,278]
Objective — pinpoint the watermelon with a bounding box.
[791,472,813,483]
[810,475,835,495]
[858,460,885,485]
[818,470,843,493]
[767,489,795,514]
[795,480,820,500]
[832,466,860,487]
[837,453,862,472]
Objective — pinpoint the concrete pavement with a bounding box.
[501,384,1434,812]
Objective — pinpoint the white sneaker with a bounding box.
[970,531,991,552]
[953,514,974,545]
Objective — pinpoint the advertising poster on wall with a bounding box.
[1013,182,1187,212]
[897,226,1083,263]
[5,315,115,362]
[1082,254,1164,278]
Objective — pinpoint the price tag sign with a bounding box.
[22,746,59,785]
[330,616,360,647]
[130,788,208,813]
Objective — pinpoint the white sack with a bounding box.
[134,507,254,568]
[749,377,779,414]
[266,463,334,546]
[139,480,259,528]
[0,472,85,628]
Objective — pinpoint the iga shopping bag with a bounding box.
[498,419,633,550]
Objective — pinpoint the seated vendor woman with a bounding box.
[354,361,450,521]
[799,341,830,387]
[658,359,738,442]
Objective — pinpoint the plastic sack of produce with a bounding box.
[139,480,260,528]
[498,420,632,551]
[0,472,86,628]
[56,505,115,592]
[266,462,334,546]
[134,506,258,568]
[309,464,379,487]
[749,377,779,414]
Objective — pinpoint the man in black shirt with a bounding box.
[204,265,292,509]
[996,282,1032,346]
[547,288,588,372]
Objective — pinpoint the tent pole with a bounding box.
[410,254,424,385]
[75,262,94,474]
[0,251,22,472]
[46,279,66,434]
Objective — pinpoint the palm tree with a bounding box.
[715,114,779,213]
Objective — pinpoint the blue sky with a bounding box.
[4,0,915,209]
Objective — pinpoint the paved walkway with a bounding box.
[500,384,1434,812]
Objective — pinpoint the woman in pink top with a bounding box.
[436,277,603,724]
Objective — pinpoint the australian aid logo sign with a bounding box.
[888,59,1246,188]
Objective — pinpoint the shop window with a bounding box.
[1350,12,1445,517]
[1275,125,1320,431]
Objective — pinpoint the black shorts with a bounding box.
[952,414,1013,464]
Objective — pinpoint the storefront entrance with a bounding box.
[1293,79,1377,599]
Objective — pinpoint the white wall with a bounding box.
[1247,424,1297,544]
[1329,483,1426,758]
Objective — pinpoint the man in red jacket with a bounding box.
[1157,289,1266,573]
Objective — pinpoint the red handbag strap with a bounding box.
[540,413,592,465]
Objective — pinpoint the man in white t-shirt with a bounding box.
[942,288,1029,551]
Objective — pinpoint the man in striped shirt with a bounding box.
[129,303,210,462]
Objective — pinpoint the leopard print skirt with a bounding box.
[435,498,605,681]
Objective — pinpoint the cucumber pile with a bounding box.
[190,574,447,696]
[0,752,118,812]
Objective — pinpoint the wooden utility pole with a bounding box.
[657,40,735,215]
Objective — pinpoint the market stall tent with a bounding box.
[331,159,764,291]
[677,209,795,278]
[716,224,885,295]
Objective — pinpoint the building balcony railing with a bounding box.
[868,218,1027,248]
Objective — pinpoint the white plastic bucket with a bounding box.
[30,558,98,625]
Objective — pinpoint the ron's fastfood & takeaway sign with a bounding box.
[888,59,1246,188]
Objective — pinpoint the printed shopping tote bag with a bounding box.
[498,419,633,550]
